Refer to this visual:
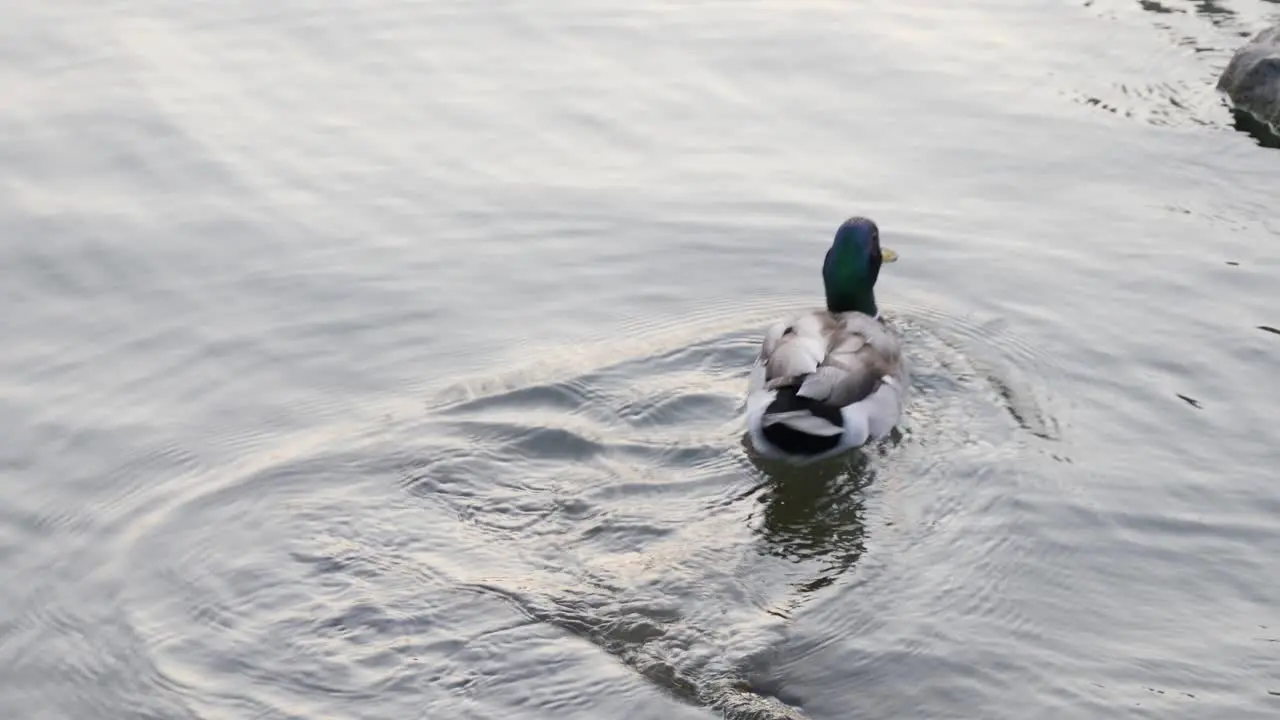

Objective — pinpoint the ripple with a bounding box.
[892,303,1071,444]
[396,298,1067,716]
[2,266,1070,720]
[422,296,794,413]
[1070,0,1265,135]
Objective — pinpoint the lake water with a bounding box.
[2,1,1278,718]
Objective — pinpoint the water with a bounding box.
[2,1,1278,718]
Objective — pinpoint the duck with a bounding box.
[745,216,908,463]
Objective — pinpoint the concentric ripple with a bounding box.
[101,300,1064,720]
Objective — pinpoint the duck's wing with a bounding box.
[759,311,900,408]
[758,310,831,381]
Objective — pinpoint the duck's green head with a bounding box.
[822,216,897,316]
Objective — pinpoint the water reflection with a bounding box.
[747,450,875,595]
[1230,107,1280,149]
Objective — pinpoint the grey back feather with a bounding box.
[760,310,901,408]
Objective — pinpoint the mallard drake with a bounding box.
[745,217,908,463]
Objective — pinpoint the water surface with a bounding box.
[2,1,1279,718]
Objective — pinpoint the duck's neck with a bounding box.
[825,287,877,317]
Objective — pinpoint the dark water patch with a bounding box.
[1141,0,1184,13]
[1231,107,1280,148]
[748,455,873,595]
[1187,0,1238,24]
[1129,0,1243,27]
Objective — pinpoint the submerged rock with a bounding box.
[1217,25,1280,132]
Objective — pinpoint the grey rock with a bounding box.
[1217,25,1280,130]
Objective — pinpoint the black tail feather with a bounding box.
[760,379,845,455]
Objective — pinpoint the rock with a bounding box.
[1217,25,1280,132]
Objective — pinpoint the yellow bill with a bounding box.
[881,247,899,263]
